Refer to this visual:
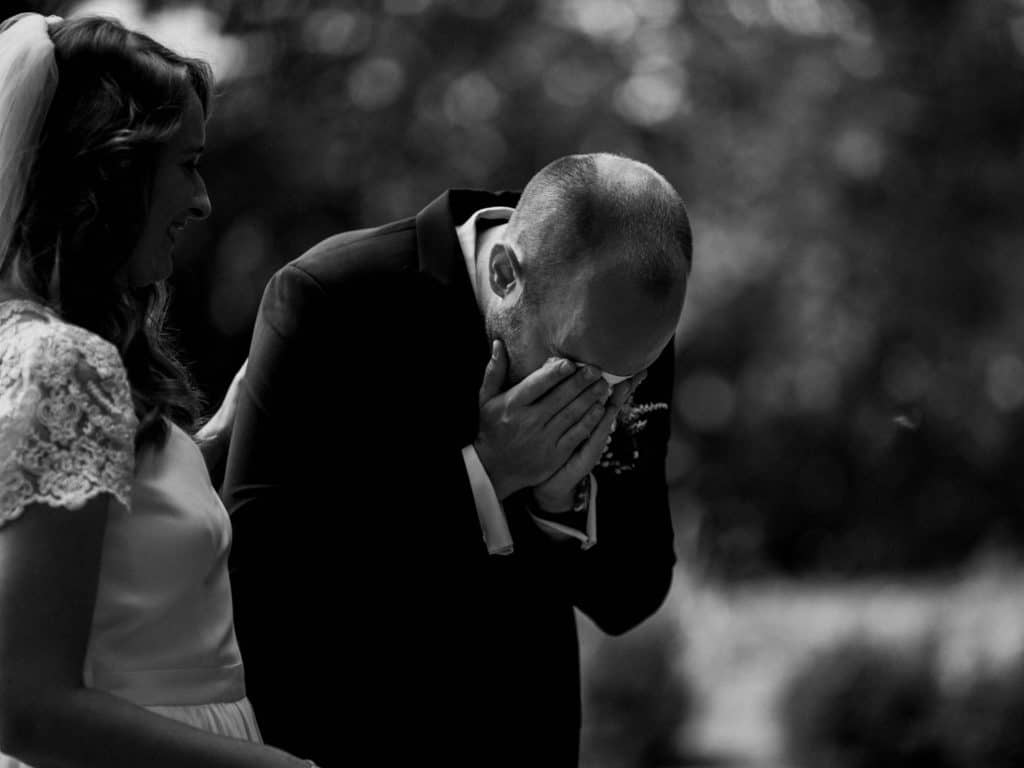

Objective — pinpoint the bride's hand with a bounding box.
[196,359,248,450]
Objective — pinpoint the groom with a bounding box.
[223,153,692,766]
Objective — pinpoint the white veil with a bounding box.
[0,14,59,270]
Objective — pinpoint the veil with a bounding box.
[0,14,60,270]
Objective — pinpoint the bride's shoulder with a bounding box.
[0,299,136,526]
[0,298,127,389]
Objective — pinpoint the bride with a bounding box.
[0,13,317,768]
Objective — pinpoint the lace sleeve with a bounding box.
[0,322,137,526]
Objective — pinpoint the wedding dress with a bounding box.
[0,298,260,768]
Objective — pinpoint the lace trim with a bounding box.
[0,483,132,527]
[1,301,137,527]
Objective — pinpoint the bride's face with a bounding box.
[117,89,211,288]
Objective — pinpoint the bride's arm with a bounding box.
[195,360,248,475]
[0,496,311,768]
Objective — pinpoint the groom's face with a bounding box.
[490,256,681,388]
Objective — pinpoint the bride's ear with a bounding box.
[488,243,520,299]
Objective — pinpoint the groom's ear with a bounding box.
[489,243,520,299]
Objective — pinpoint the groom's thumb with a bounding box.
[479,339,507,405]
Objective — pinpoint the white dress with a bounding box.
[0,299,261,768]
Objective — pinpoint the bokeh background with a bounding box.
[7,0,1024,765]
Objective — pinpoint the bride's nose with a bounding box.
[189,176,212,221]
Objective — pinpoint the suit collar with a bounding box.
[415,189,520,291]
[414,188,520,369]
[414,189,520,445]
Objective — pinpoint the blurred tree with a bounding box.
[581,615,691,768]
[944,651,1024,768]
[7,0,1024,575]
[780,635,952,768]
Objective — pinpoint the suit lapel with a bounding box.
[414,189,520,447]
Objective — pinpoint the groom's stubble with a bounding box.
[485,294,533,388]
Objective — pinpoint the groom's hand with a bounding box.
[532,372,646,512]
[474,340,611,500]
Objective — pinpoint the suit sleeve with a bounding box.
[506,341,678,636]
[222,262,499,757]
[223,262,490,559]
[222,264,326,523]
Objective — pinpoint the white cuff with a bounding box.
[462,444,514,555]
[530,474,599,550]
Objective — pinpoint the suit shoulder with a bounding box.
[289,217,418,288]
[263,216,447,327]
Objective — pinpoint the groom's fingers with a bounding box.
[546,377,609,437]
[536,366,607,424]
[608,380,632,410]
[508,357,576,406]
[478,340,508,405]
[564,404,620,476]
[541,404,618,496]
[556,400,607,457]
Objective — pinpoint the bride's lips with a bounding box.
[167,221,187,245]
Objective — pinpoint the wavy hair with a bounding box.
[0,14,213,449]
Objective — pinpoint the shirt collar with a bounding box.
[455,205,515,309]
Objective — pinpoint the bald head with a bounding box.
[506,153,692,305]
[481,153,691,383]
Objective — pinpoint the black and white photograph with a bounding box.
[2,1,1024,766]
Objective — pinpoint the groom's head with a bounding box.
[484,153,692,386]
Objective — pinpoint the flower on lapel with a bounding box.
[618,399,669,435]
[598,396,669,474]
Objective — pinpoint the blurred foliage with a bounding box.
[8,0,1024,575]
[942,652,1024,768]
[780,634,1024,768]
[581,615,691,767]
[779,635,952,768]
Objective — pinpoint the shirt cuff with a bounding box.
[461,444,514,555]
[530,474,598,550]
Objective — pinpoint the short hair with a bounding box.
[506,153,692,305]
[0,14,213,449]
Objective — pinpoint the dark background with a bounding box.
[9,0,1024,579]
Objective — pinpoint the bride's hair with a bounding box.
[0,15,213,450]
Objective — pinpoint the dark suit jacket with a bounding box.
[223,190,677,766]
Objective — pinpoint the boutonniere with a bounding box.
[616,398,669,436]
[598,396,669,474]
